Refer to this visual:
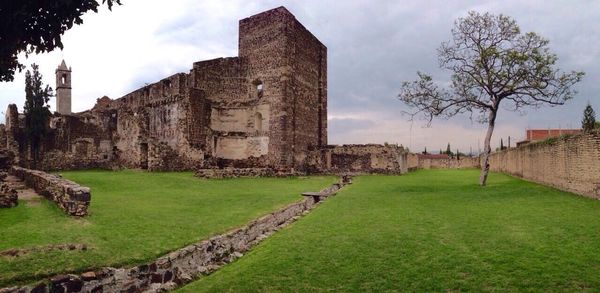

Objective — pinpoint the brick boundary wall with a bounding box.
[10,166,91,216]
[0,177,350,293]
[489,130,600,199]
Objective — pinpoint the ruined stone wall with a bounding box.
[239,9,293,167]
[489,131,600,199]
[238,7,327,169]
[4,105,21,162]
[38,112,115,170]
[307,144,408,174]
[107,73,205,170]
[286,12,328,167]
[407,153,480,170]
[4,7,327,172]
[10,166,91,216]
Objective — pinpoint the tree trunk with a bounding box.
[479,109,497,186]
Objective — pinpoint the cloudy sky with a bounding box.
[1,0,598,154]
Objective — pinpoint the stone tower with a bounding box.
[55,60,72,115]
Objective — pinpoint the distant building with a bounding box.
[516,129,581,146]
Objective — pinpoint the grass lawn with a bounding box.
[178,169,600,292]
[0,170,335,287]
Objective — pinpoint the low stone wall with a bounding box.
[489,130,600,199]
[308,144,408,174]
[0,178,349,293]
[10,166,91,216]
[407,154,480,170]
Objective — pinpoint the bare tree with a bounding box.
[398,11,584,186]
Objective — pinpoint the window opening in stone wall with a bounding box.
[253,80,264,98]
[61,74,67,85]
[255,112,263,132]
[213,136,218,154]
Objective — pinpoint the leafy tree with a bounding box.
[399,11,583,186]
[0,0,121,81]
[422,147,428,154]
[582,103,596,132]
[24,64,53,167]
[500,138,504,150]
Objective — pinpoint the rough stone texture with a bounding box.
[407,153,480,170]
[0,149,13,171]
[0,182,17,208]
[195,167,290,179]
[0,178,350,293]
[307,144,408,174]
[2,7,327,172]
[489,130,600,199]
[10,166,91,216]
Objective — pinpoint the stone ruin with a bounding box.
[0,148,17,208]
[0,7,408,176]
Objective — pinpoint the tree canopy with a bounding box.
[0,0,121,82]
[582,103,596,132]
[399,11,583,186]
[24,64,53,166]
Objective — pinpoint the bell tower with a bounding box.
[55,60,72,115]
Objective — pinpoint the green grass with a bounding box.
[178,169,600,292]
[0,170,335,287]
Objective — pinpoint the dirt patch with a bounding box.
[0,243,88,258]
[17,189,43,207]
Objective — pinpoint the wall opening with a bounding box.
[213,136,218,154]
[61,74,67,85]
[140,143,149,169]
[255,112,263,132]
[253,80,263,98]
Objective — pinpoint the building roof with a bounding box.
[58,60,68,70]
[526,129,580,141]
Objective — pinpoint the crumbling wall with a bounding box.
[4,105,21,162]
[407,153,480,170]
[109,73,204,170]
[489,131,600,199]
[307,144,408,174]
[39,113,115,170]
[11,166,91,216]
[238,7,327,168]
[4,7,327,173]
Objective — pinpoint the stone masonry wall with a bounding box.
[4,7,327,172]
[0,178,349,293]
[308,144,408,174]
[489,130,600,199]
[10,166,91,216]
[407,154,480,170]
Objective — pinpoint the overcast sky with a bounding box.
[1,0,598,153]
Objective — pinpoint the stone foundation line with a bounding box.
[0,176,352,293]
